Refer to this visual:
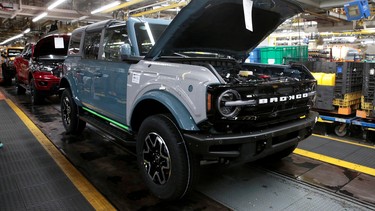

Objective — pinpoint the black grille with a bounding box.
[207,82,313,133]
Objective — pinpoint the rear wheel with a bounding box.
[61,88,86,135]
[2,64,11,86]
[30,78,44,104]
[136,114,198,200]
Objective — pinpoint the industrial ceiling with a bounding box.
[0,0,373,45]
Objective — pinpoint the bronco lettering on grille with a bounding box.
[259,93,309,104]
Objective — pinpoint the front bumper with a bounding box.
[34,78,61,94]
[184,111,319,163]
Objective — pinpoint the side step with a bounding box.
[80,114,136,146]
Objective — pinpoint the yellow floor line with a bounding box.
[312,133,375,149]
[294,148,375,177]
[5,99,116,211]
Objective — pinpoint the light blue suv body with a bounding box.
[60,0,318,200]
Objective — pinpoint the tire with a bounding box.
[2,64,11,86]
[1,63,6,85]
[15,76,26,95]
[30,78,44,104]
[4,75,12,86]
[61,88,86,135]
[136,114,198,200]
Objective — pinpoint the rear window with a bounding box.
[83,31,101,60]
[7,49,22,57]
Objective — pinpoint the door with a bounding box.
[80,25,131,124]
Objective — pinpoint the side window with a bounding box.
[102,26,129,62]
[68,30,82,55]
[83,31,101,59]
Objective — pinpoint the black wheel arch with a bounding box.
[131,99,172,133]
[59,77,70,90]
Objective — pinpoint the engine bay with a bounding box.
[165,57,314,85]
[213,61,313,85]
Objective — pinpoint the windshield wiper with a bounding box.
[173,52,190,58]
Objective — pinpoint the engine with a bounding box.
[31,60,64,78]
[215,62,310,85]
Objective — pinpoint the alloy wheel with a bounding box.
[142,132,171,185]
[62,96,72,127]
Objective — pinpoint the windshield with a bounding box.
[7,49,22,57]
[134,23,168,56]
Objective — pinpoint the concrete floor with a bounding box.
[1,84,375,210]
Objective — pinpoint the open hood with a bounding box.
[33,34,70,59]
[146,0,303,61]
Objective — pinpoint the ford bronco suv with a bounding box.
[60,0,318,200]
[14,34,70,104]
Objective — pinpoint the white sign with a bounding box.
[54,37,64,49]
[132,73,140,84]
[243,0,253,31]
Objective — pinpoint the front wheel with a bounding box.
[15,76,26,95]
[136,114,198,200]
[30,78,44,104]
[61,88,86,135]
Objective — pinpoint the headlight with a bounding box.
[218,89,241,118]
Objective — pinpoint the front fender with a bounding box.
[132,90,200,131]
[59,75,82,107]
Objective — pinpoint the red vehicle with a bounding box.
[14,34,70,104]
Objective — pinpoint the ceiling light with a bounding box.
[24,28,30,33]
[91,1,121,14]
[48,0,66,10]
[0,34,23,45]
[32,12,48,22]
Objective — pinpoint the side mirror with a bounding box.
[120,43,132,60]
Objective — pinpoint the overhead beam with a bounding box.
[320,0,353,9]
[132,2,187,17]
[103,0,147,13]
[306,10,346,22]
[295,0,320,8]
[297,0,355,9]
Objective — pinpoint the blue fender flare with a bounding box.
[132,91,200,131]
[59,75,82,107]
